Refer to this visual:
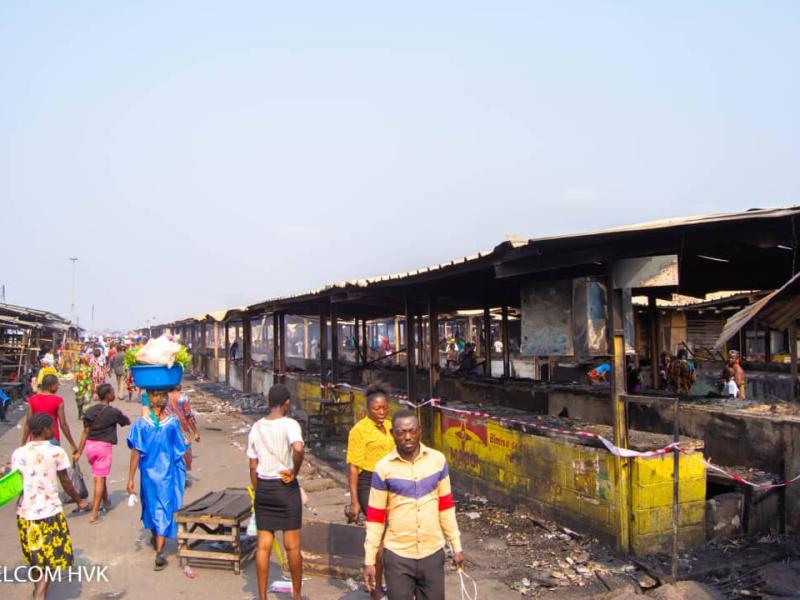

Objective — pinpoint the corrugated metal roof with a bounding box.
[156,205,800,328]
[517,206,800,246]
[0,302,69,323]
[632,291,762,309]
[715,272,800,349]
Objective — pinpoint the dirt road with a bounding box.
[0,380,515,599]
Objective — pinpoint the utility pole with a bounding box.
[69,257,78,324]
[1,284,5,303]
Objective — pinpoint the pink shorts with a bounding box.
[85,440,113,477]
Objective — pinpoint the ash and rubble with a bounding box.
[454,492,651,597]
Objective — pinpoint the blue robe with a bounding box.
[127,415,187,538]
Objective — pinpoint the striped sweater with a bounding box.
[364,443,462,565]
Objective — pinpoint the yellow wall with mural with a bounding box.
[283,373,705,554]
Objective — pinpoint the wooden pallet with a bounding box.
[175,487,256,574]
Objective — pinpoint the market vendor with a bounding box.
[723,350,746,399]
[588,362,611,384]
[346,381,395,600]
[126,390,187,571]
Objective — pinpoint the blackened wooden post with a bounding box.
[213,321,220,381]
[319,303,328,389]
[606,276,631,554]
[330,305,339,384]
[353,317,360,365]
[483,306,492,376]
[279,312,286,384]
[789,319,797,402]
[224,321,230,386]
[648,295,661,389]
[394,317,401,365]
[417,312,425,368]
[429,299,440,399]
[272,313,279,373]
[242,314,252,393]
[502,306,510,378]
[361,319,368,365]
[672,396,680,581]
[199,320,207,378]
[303,318,309,359]
[405,298,417,402]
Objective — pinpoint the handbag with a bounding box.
[69,463,89,500]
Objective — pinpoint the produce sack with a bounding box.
[135,335,181,368]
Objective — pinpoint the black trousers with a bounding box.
[383,548,445,600]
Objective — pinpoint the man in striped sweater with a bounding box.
[363,408,463,600]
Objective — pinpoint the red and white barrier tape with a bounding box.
[399,398,677,459]
[678,448,800,490]
[401,398,800,489]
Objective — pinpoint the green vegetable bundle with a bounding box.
[124,346,142,369]
[174,346,192,370]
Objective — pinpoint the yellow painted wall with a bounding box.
[630,452,706,554]
[285,373,706,554]
[431,409,619,537]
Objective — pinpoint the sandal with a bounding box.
[154,553,168,571]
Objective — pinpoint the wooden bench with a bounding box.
[175,487,256,574]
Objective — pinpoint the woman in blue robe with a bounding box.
[126,389,186,571]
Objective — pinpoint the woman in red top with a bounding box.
[21,374,78,456]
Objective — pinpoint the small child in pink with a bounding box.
[75,383,131,523]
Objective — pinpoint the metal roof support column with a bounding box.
[429,299,439,399]
[405,297,417,402]
[607,275,631,554]
[319,303,328,390]
[242,314,252,393]
[224,321,230,386]
[279,312,286,384]
[330,305,339,384]
[501,306,510,378]
[483,307,492,376]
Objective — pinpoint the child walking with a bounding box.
[12,413,89,600]
[74,383,131,523]
[126,389,187,571]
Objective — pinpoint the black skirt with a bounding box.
[255,478,302,532]
[357,470,373,515]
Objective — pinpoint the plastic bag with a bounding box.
[69,464,88,500]
[246,511,257,536]
[127,493,139,507]
[135,335,181,368]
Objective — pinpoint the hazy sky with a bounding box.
[2,2,799,331]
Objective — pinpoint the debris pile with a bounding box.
[455,494,641,597]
